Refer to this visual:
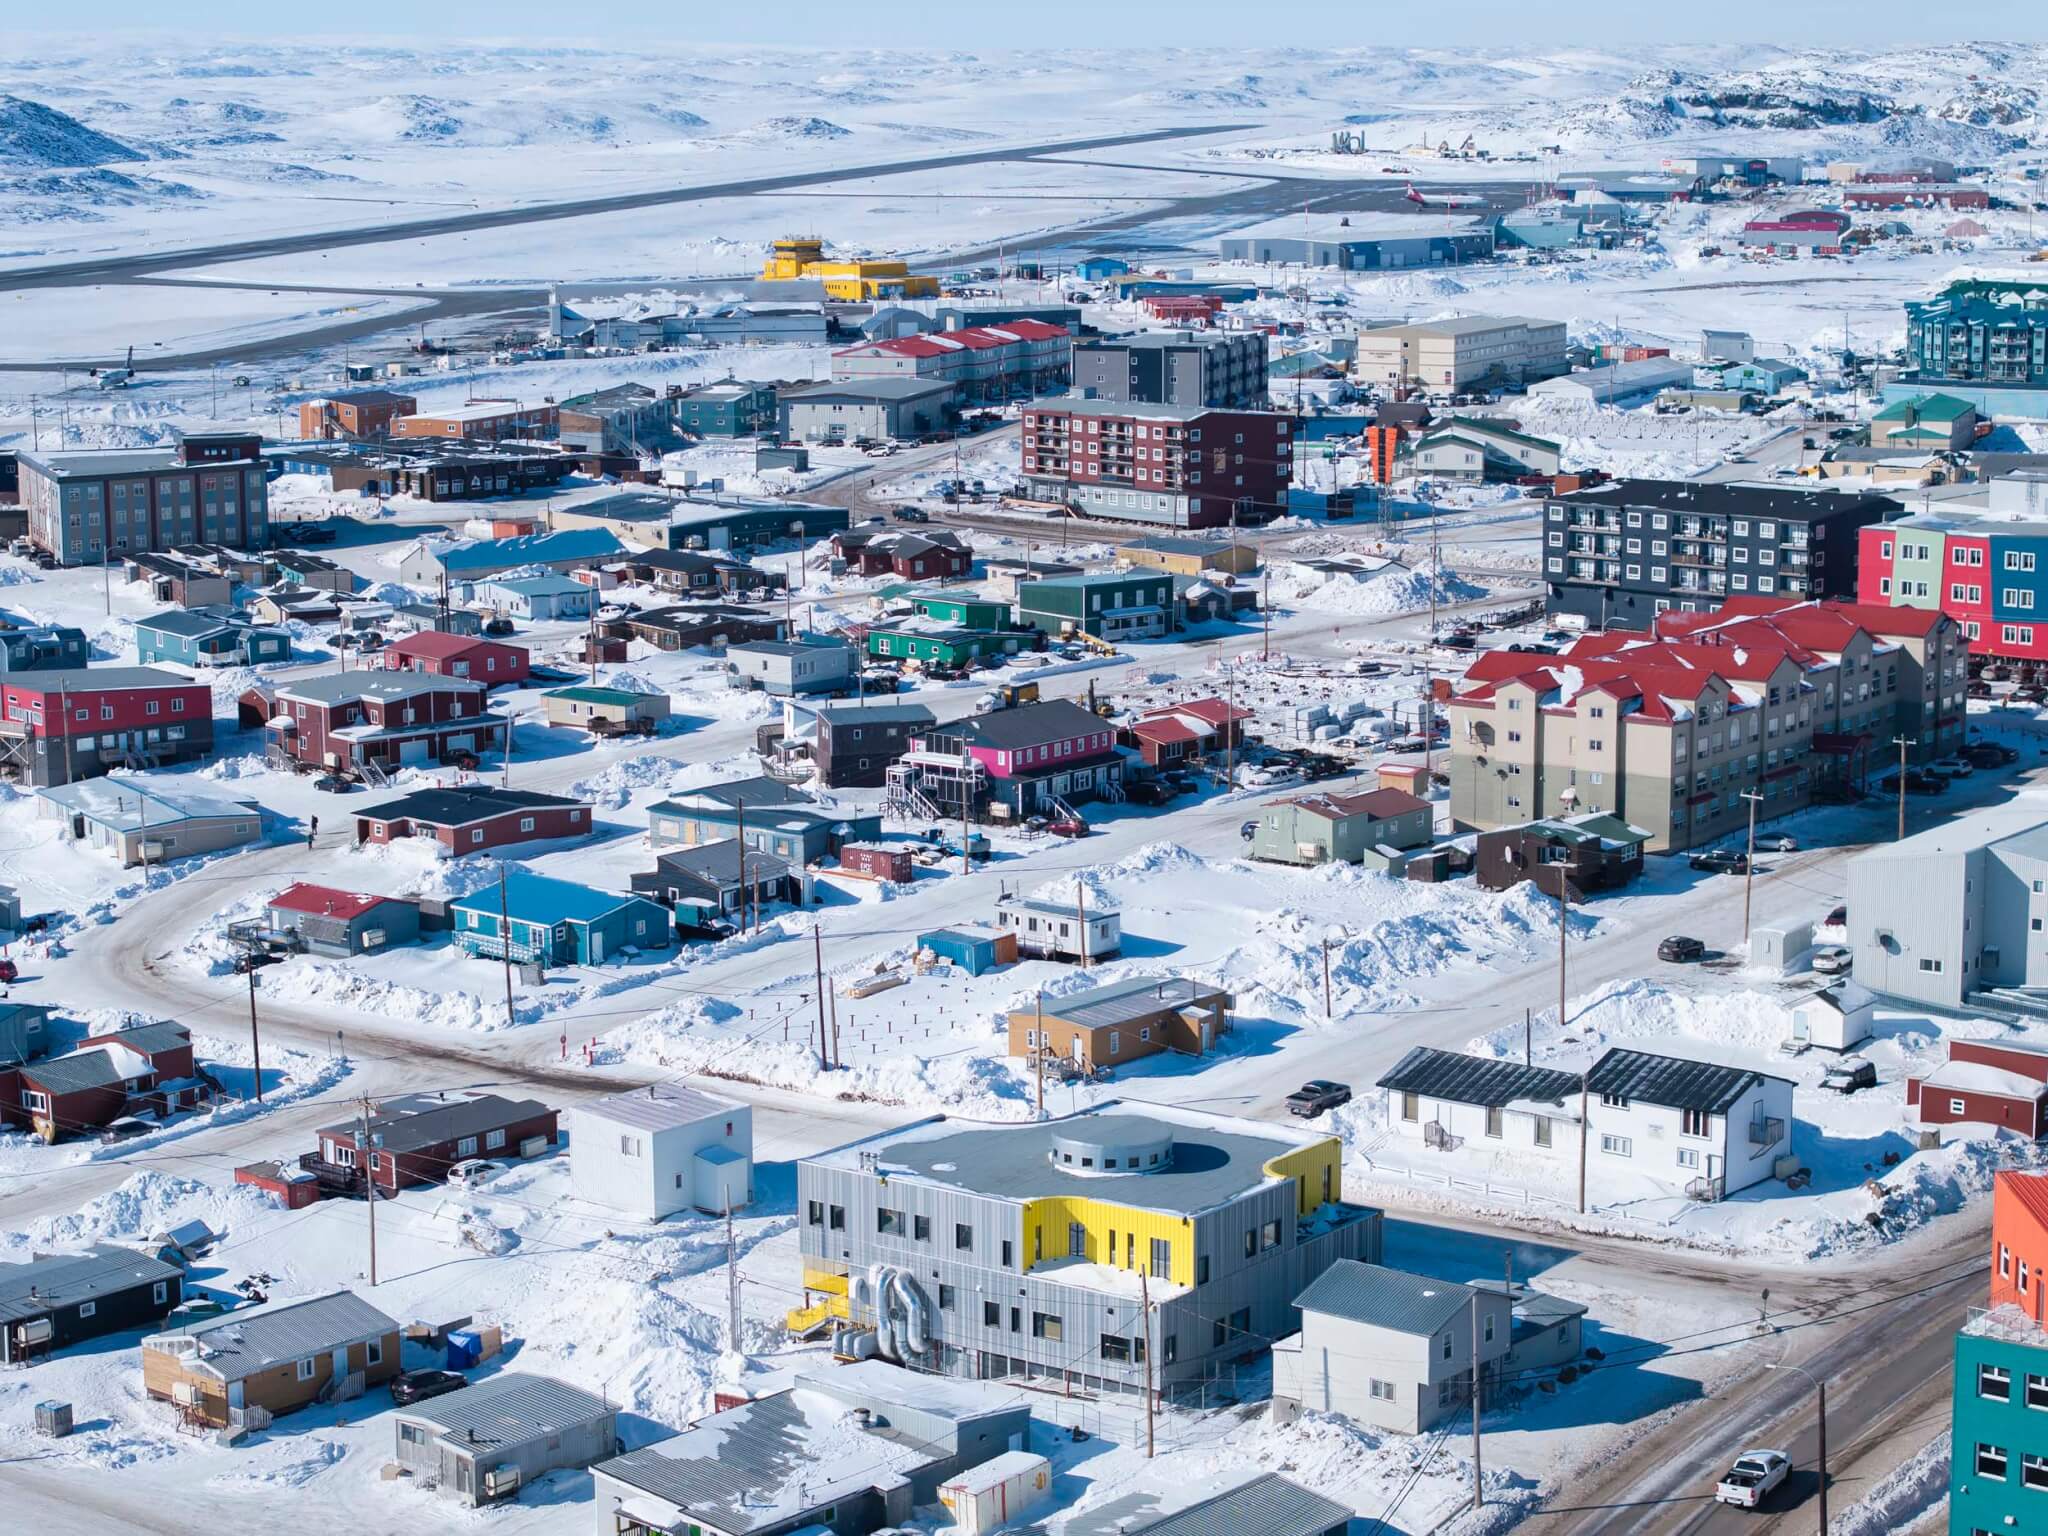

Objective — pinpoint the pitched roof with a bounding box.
[147,1290,399,1382]
[943,698,1109,751]
[0,1244,183,1324]
[1585,1047,1785,1115]
[1377,1046,1581,1108]
[449,870,649,927]
[1293,1260,1483,1336]
[1999,1171,2048,1245]
[577,1082,743,1135]
[395,1372,612,1444]
[276,671,485,706]
[38,776,261,831]
[320,1092,552,1154]
[266,883,407,921]
[385,631,518,661]
[361,786,580,827]
[426,528,625,573]
[1280,788,1429,822]
[23,1048,124,1095]
[1123,1476,1352,1536]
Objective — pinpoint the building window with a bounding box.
[456,1135,478,1157]
[2027,1454,2048,1491]
[2026,1373,2048,1410]
[1031,1312,1063,1341]
[1601,1134,1632,1157]
[829,1205,845,1230]
[806,1200,823,1225]
[1401,1091,1419,1122]
[485,1129,504,1151]
[1369,1378,1396,1401]
[153,1280,168,1305]
[955,1222,973,1250]
[1485,1105,1503,1138]
[366,1338,384,1368]
[1261,1219,1282,1250]
[1533,1116,1552,1148]
[983,1300,1000,1326]
[1982,1363,2013,1401]
[78,1300,96,1319]
[1101,1334,1131,1363]
[938,1284,956,1311]
[297,1357,319,1382]
[1681,1108,1710,1138]
[1151,1237,1171,1278]
[877,1208,906,1236]
[1978,1442,2009,1480]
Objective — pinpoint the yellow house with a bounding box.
[760,236,940,301]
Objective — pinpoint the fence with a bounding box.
[1362,1160,1572,1213]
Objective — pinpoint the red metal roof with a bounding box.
[386,630,514,661]
[267,883,393,920]
[1131,717,1200,744]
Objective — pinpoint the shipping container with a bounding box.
[837,844,915,883]
[938,1451,1051,1536]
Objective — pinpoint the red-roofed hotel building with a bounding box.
[829,319,1071,403]
[1444,596,1967,851]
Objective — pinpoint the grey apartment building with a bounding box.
[792,1102,1379,1396]
[1542,479,1897,630]
[18,433,269,566]
[1071,332,1269,410]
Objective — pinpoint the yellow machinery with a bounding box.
[760,236,940,301]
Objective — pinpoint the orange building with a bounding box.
[1992,1169,2048,1321]
[296,389,417,440]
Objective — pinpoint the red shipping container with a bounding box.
[838,845,914,883]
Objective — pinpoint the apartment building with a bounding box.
[1541,479,1897,631]
[1353,316,1568,393]
[1445,597,1966,851]
[1069,332,1269,409]
[1860,509,2048,674]
[832,320,1071,404]
[392,400,559,443]
[789,1101,1381,1395]
[295,390,417,441]
[1020,398,1291,529]
[18,433,269,565]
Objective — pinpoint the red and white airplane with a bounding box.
[1405,182,1484,209]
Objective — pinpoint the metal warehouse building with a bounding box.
[1218,213,1495,271]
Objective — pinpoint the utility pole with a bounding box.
[736,797,750,934]
[1139,1268,1156,1459]
[1261,568,1271,661]
[961,777,972,879]
[1525,1007,1532,1067]
[1035,988,1046,1120]
[812,925,829,1070]
[360,1096,379,1286]
[247,964,264,1102]
[1891,735,1911,840]
[725,1202,743,1353]
[1740,788,1763,944]
[497,861,516,1031]
[1076,881,1089,971]
[1470,1289,1484,1513]
[1223,657,1237,789]
[1322,936,1333,1018]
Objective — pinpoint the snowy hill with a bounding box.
[0,94,140,170]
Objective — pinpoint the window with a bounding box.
[153,1280,168,1305]
[1920,957,1946,974]
[1401,1091,1419,1122]
[1369,1378,1396,1401]
[1031,1312,1063,1341]
[1244,1229,1258,1258]
[297,1357,319,1382]
[1001,1240,1013,1267]
[1484,1313,1495,1343]
[456,1135,478,1157]
[1677,1148,1699,1169]
[2026,1372,2048,1410]
[912,1214,931,1242]
[938,1284,956,1311]
[484,1128,505,1151]
[1101,1334,1131,1363]
[1261,1219,1282,1250]
[1441,1331,1453,1361]
[1978,1442,2009,1480]
[2002,1243,2013,1279]
[1681,1108,1710,1138]
[1485,1105,1503,1138]
[829,1205,845,1230]
[366,1338,384,1368]
[1533,1116,1552,1148]
[984,1300,1001,1326]
[1196,1254,1210,1284]
[1151,1237,1171,1278]
[807,1200,823,1226]
[1982,1363,2013,1401]
[78,1300,96,1319]
[2027,1454,2048,1490]
[1601,1134,1632,1157]
[955,1222,973,1250]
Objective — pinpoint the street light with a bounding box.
[1765,1360,1827,1535]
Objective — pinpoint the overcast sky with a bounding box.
[13,2,2047,48]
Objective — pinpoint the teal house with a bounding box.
[134,608,291,668]
[450,870,671,965]
[1016,570,1179,641]
[866,622,1026,667]
[1951,1317,2048,1532]
[912,593,1014,632]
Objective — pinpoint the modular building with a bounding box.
[392,1374,617,1507]
[568,1083,753,1220]
[1218,213,1496,271]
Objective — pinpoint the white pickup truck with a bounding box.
[1714,1450,1790,1508]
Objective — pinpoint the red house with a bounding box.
[0,667,214,787]
[831,528,973,581]
[1,1022,206,1141]
[1906,1038,2048,1137]
[268,673,504,775]
[304,1093,558,1193]
[354,785,592,853]
[1121,697,1252,767]
[383,631,530,688]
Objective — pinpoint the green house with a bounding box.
[867,624,1025,667]
[913,593,1013,632]
[1872,392,1977,451]
[1016,571,1180,641]
[1951,1318,2048,1532]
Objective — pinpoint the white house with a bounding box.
[1787,981,1876,1052]
[1271,1260,1511,1434]
[476,576,592,622]
[1378,1044,1794,1202]
[993,895,1121,962]
[1377,1048,1585,1161]
[567,1083,753,1221]
[1583,1047,1794,1200]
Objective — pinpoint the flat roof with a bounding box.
[578,1082,742,1134]
[1224,211,1490,243]
[808,1101,1332,1217]
[395,1372,611,1444]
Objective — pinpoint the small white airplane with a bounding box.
[1405,182,1484,210]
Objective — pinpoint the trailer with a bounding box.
[938,1451,1052,1536]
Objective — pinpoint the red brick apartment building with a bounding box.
[1019,398,1291,528]
[296,390,418,440]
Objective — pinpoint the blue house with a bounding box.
[648,777,881,865]
[916,925,1013,976]
[1074,256,1130,281]
[397,527,626,587]
[0,625,89,674]
[449,871,671,965]
[134,608,292,668]
[476,576,593,622]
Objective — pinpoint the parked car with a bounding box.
[1126,779,1180,806]
[447,1158,503,1189]
[312,774,356,794]
[1930,755,1975,778]
[1240,819,1260,841]
[232,951,283,975]
[1658,935,1706,963]
[1968,742,2020,767]
[1714,1450,1790,1509]
[1689,849,1749,875]
[1821,1057,1878,1093]
[0,958,19,985]
[1879,771,1946,796]
[1285,1080,1352,1118]
[893,505,931,523]
[1810,945,1852,975]
[1046,816,1090,838]
[482,617,515,637]
[390,1369,469,1407]
[1441,633,1479,651]
[1758,835,1798,853]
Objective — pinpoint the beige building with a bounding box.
[1354,316,1569,394]
[1117,534,1260,577]
[143,1291,400,1428]
[1006,974,1230,1070]
[1446,599,1967,852]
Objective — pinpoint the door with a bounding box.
[587,926,604,964]
[399,738,429,766]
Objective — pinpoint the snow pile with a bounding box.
[19,1170,281,1257]
[1830,1431,1950,1536]
[569,753,692,811]
[1284,559,1487,618]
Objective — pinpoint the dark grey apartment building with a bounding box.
[1543,479,1898,631]
[1071,331,1269,410]
[18,432,269,566]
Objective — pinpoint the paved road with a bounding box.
[0,125,1252,293]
